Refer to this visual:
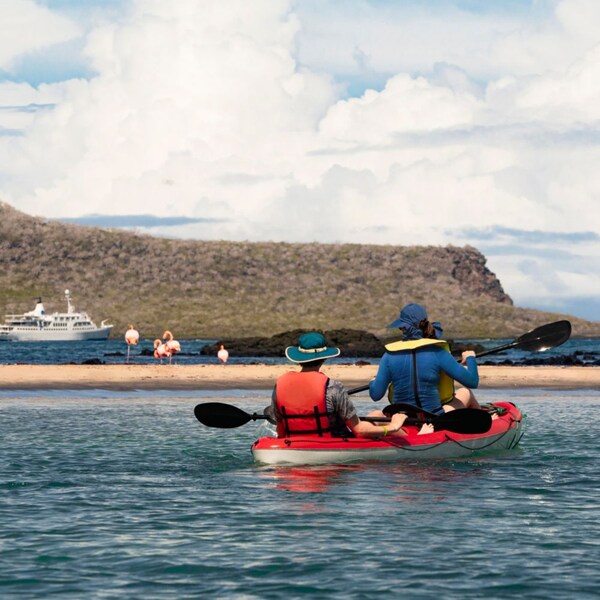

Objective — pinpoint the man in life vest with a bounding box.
[369,303,480,415]
[266,332,407,439]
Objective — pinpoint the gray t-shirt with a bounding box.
[266,377,357,433]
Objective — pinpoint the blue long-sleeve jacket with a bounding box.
[369,347,479,414]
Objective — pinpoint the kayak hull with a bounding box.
[251,402,525,465]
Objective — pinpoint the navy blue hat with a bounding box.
[285,332,340,364]
[387,303,443,340]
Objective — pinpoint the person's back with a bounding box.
[369,303,480,414]
[274,369,348,437]
[371,345,478,414]
[268,332,407,438]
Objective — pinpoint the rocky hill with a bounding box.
[1,201,598,339]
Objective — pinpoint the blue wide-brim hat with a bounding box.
[387,303,444,340]
[285,332,340,364]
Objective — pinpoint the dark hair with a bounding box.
[419,319,437,339]
[300,359,325,370]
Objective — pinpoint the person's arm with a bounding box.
[346,412,407,438]
[331,380,404,437]
[369,353,392,401]
[438,349,479,388]
[262,385,278,424]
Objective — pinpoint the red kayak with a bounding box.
[251,402,525,465]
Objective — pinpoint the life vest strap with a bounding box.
[411,350,423,409]
[280,404,336,436]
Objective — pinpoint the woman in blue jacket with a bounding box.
[369,303,480,415]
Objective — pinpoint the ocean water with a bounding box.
[0,337,597,366]
[1,389,598,599]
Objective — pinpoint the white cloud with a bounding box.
[1,0,600,318]
[295,0,600,86]
[295,1,525,83]
[1,0,335,218]
[0,0,81,69]
[318,74,480,145]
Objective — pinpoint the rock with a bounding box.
[81,358,104,365]
[481,353,600,366]
[201,329,384,358]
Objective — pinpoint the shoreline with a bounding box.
[0,364,599,391]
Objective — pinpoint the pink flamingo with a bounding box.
[124,325,139,363]
[153,338,170,364]
[162,330,181,365]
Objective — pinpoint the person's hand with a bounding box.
[418,423,435,435]
[390,412,407,432]
[461,350,476,364]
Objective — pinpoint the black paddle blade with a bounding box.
[194,402,253,429]
[515,320,571,352]
[427,409,492,434]
[381,405,492,434]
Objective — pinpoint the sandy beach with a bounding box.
[0,364,599,391]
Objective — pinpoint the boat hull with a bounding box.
[1,290,113,342]
[251,402,525,465]
[0,326,113,341]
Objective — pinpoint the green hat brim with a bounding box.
[285,346,340,364]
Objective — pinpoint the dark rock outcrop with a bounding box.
[202,329,486,359]
[449,246,512,304]
[484,352,600,367]
[202,329,383,358]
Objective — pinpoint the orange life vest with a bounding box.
[275,371,334,438]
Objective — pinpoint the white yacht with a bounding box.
[0,290,113,341]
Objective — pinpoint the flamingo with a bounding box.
[153,338,170,364]
[217,344,229,364]
[162,330,181,364]
[124,325,139,363]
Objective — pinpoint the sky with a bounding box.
[1,0,599,321]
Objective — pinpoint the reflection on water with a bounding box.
[257,465,363,494]
[257,460,491,500]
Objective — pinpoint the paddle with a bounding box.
[346,320,572,395]
[195,402,267,429]
[473,319,571,358]
[193,402,490,434]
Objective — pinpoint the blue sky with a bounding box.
[1,0,599,321]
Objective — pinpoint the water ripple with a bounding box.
[0,391,598,598]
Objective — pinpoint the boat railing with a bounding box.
[4,314,51,321]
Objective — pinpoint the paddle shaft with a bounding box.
[219,411,402,425]
[474,339,535,358]
[194,402,471,427]
[194,402,491,434]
